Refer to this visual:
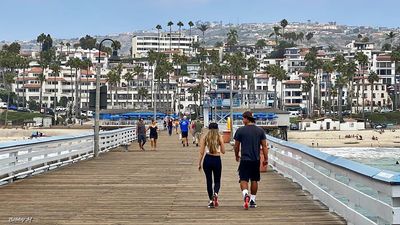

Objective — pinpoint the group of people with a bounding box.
[344,134,363,140]
[198,111,268,209]
[177,116,203,148]
[135,111,269,210]
[136,118,159,151]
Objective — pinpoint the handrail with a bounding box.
[266,135,400,225]
[0,127,136,186]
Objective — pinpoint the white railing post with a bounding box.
[266,134,400,225]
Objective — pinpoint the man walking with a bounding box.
[180,116,190,147]
[193,119,203,147]
[167,117,173,136]
[137,118,147,151]
[234,111,268,209]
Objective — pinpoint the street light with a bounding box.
[94,39,120,157]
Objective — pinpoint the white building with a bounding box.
[131,33,198,58]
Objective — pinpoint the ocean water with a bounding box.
[318,147,400,172]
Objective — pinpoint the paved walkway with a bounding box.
[0,131,346,224]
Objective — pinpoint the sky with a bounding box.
[1,0,400,41]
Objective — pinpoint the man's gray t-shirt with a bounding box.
[137,122,146,135]
[234,125,266,161]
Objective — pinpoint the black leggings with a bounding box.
[202,154,222,200]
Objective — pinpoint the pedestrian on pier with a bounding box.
[234,111,268,209]
[194,119,203,147]
[147,119,159,150]
[198,122,225,208]
[136,118,146,151]
[180,116,190,147]
[167,118,173,136]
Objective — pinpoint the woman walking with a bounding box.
[148,119,159,150]
[198,122,225,208]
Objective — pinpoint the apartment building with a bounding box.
[131,33,198,58]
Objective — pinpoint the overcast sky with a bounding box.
[1,0,399,41]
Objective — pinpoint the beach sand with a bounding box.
[288,129,400,148]
[0,128,92,143]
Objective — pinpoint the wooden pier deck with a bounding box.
[0,131,346,224]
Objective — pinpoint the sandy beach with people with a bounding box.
[0,128,92,143]
[288,129,400,148]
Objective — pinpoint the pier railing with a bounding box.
[266,135,400,225]
[0,127,135,185]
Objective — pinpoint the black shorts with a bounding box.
[238,160,260,182]
[138,134,146,143]
[181,131,188,138]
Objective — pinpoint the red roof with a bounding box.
[29,67,43,74]
[16,77,38,81]
[47,77,66,82]
[84,78,107,83]
[377,55,391,61]
[283,80,302,84]
[23,84,41,88]
[255,74,269,79]
[81,69,95,75]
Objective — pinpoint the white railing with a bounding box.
[0,127,136,185]
[267,135,400,225]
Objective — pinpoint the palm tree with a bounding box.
[368,71,379,112]
[167,21,174,50]
[188,84,202,117]
[138,87,148,106]
[247,57,258,108]
[38,73,46,113]
[391,50,400,110]
[197,23,209,45]
[344,60,357,117]
[19,56,30,107]
[133,65,145,107]
[385,31,397,49]
[156,25,162,52]
[3,72,15,126]
[269,26,281,46]
[172,54,188,114]
[177,21,184,51]
[66,43,71,54]
[227,29,238,52]
[355,52,369,127]
[114,63,123,108]
[65,58,75,105]
[297,32,305,43]
[123,72,134,109]
[36,33,47,51]
[306,32,314,43]
[49,61,61,117]
[80,58,93,109]
[265,64,286,109]
[72,58,82,117]
[333,54,347,119]
[148,50,159,110]
[106,69,119,109]
[280,19,288,37]
[60,41,64,55]
[188,21,194,35]
[322,61,335,115]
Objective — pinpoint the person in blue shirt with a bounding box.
[180,116,190,147]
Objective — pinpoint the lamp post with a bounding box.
[94,39,119,157]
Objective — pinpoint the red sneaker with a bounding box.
[213,193,219,207]
[243,194,250,210]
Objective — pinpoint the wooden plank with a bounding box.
[0,131,346,225]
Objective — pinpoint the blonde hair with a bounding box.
[204,129,220,154]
